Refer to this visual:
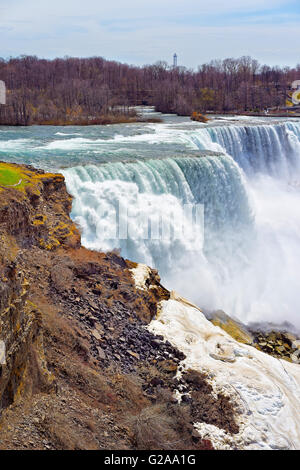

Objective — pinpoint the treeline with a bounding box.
[0,55,299,125]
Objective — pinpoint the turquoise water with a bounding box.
[0,111,197,170]
[1,111,299,175]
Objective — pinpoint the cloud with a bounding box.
[4,0,295,13]
[2,0,295,25]
[0,1,299,67]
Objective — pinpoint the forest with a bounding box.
[0,55,299,125]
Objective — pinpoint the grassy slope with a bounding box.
[0,162,61,193]
[0,163,24,187]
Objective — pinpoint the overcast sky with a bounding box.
[1,0,300,68]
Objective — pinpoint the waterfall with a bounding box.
[187,121,300,178]
[63,155,252,272]
[63,120,300,327]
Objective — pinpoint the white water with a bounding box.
[62,119,300,328]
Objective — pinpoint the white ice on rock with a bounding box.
[129,263,152,290]
[146,292,300,450]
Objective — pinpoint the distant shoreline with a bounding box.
[207,111,300,119]
[0,115,163,127]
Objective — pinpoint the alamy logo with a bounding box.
[0,80,6,105]
[0,340,6,365]
[94,201,205,249]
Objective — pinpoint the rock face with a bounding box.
[0,163,74,410]
[0,163,80,250]
[0,259,42,409]
[209,310,254,345]
[210,310,300,363]
[251,329,300,363]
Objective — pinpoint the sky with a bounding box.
[1,0,300,69]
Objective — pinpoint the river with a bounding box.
[1,107,300,328]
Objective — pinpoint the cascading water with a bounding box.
[185,121,300,325]
[63,155,252,274]
[62,119,300,327]
[188,122,300,177]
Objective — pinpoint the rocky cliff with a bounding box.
[0,162,299,450]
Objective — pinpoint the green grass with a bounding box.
[0,163,29,190]
[0,162,63,194]
[0,166,22,186]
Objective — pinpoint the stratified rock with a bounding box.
[251,329,300,362]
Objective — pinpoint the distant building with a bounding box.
[285,80,300,108]
[291,80,300,106]
[173,53,177,68]
[292,80,300,90]
[0,81,5,105]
